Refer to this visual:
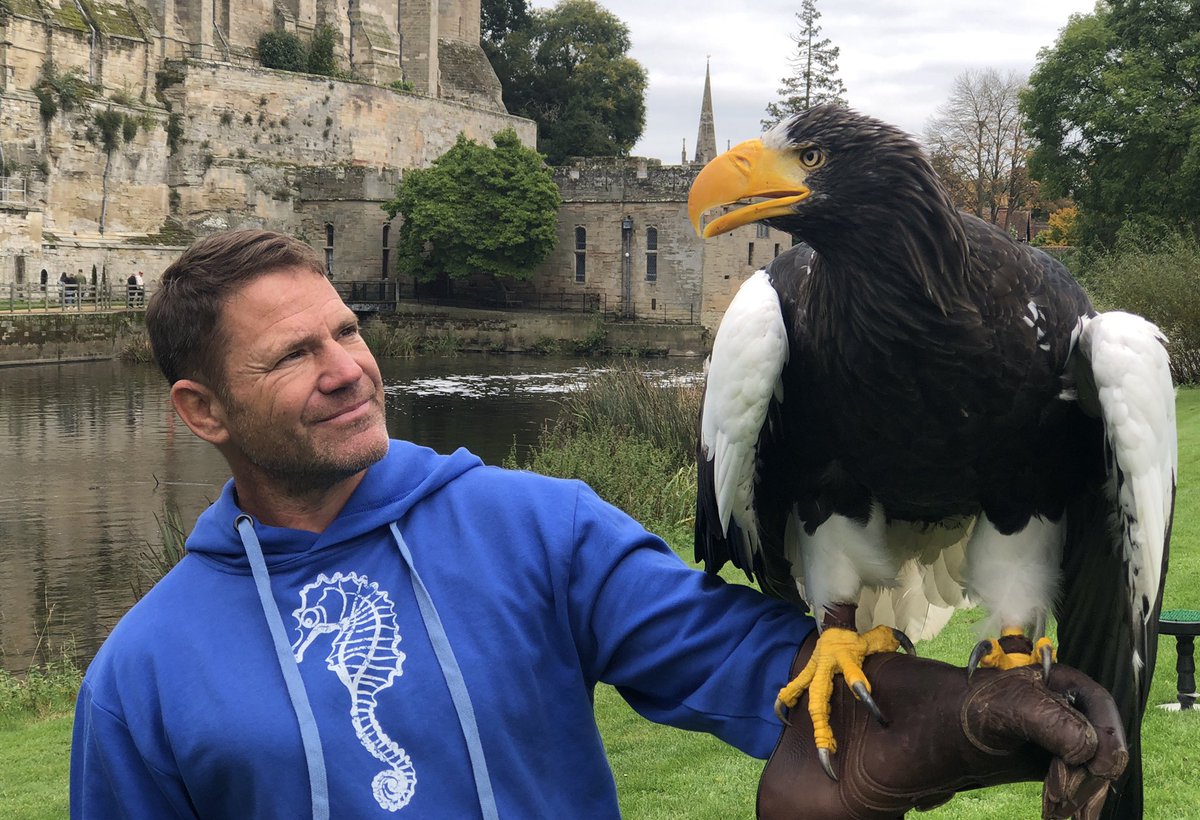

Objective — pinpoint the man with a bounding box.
[71,230,1127,819]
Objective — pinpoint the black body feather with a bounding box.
[694,105,1169,820]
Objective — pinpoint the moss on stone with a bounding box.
[49,0,88,32]
[127,1,155,36]
[127,219,194,246]
[1,0,47,21]
[78,0,145,39]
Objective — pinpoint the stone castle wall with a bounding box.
[533,157,794,328]
[0,0,529,289]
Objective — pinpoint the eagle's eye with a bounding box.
[798,146,825,170]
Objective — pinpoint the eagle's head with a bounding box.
[689,105,957,250]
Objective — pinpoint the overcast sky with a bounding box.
[528,0,1099,163]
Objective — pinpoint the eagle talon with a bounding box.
[892,628,916,656]
[1041,644,1053,679]
[967,639,993,680]
[774,697,793,727]
[817,747,838,782]
[851,680,888,726]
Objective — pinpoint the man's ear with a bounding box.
[171,379,231,445]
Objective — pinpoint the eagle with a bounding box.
[688,105,1175,819]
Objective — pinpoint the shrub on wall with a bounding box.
[258,31,307,72]
[307,26,338,76]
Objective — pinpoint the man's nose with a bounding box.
[317,340,365,393]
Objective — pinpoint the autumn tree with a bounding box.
[924,68,1035,230]
[762,0,847,130]
[1021,0,1200,247]
[382,129,561,284]
[483,0,646,164]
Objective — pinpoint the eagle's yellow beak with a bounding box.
[688,138,812,238]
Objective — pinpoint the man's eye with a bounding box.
[276,350,304,367]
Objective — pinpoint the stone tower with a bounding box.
[693,58,717,165]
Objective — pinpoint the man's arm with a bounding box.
[758,636,1128,820]
[71,681,196,819]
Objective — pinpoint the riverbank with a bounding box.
[0,304,710,367]
[0,311,146,367]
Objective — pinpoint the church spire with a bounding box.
[694,57,717,165]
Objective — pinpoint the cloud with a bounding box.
[528,0,1097,161]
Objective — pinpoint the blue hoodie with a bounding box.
[71,440,814,818]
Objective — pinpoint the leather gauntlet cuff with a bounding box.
[758,648,1126,820]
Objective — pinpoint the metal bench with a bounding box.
[1159,609,1200,711]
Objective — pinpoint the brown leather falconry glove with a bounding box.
[758,637,1128,820]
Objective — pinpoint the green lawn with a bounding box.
[2,390,1197,819]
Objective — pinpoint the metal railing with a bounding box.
[334,280,697,323]
[2,281,147,312]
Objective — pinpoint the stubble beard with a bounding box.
[228,392,389,496]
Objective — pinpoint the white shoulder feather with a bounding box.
[700,270,789,565]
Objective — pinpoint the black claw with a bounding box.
[818,747,838,781]
[892,628,917,656]
[773,698,793,727]
[851,681,888,726]
[967,639,992,681]
[1041,645,1053,679]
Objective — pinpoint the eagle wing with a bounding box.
[1057,311,1176,815]
[694,267,791,596]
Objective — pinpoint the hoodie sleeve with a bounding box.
[71,680,197,819]
[565,483,815,758]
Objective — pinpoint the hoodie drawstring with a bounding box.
[235,515,497,820]
[236,515,330,820]
[390,522,500,820]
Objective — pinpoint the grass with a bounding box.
[0,655,82,820]
[1,378,1196,819]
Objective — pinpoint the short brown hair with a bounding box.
[146,229,325,387]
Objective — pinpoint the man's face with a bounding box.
[212,266,389,493]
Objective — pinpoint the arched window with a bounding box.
[381,223,391,280]
[574,226,587,283]
[645,227,658,282]
[324,222,335,278]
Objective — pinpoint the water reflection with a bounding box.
[0,355,701,672]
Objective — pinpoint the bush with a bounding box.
[1078,232,1200,384]
[0,654,82,721]
[307,25,338,76]
[506,362,703,542]
[554,362,701,470]
[258,31,307,72]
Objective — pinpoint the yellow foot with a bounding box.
[775,625,914,780]
[967,627,1057,678]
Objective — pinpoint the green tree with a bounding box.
[307,25,338,76]
[482,0,530,47]
[762,0,847,130]
[485,0,647,164]
[91,108,140,234]
[382,129,561,283]
[1022,1,1200,247]
[257,31,307,72]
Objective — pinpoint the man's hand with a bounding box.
[758,636,1128,819]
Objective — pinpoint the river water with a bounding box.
[0,355,701,673]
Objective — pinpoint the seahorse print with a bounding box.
[292,572,416,811]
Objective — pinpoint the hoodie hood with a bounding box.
[185,439,482,567]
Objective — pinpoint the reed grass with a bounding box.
[553,361,702,470]
[117,333,154,363]
[359,322,419,358]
